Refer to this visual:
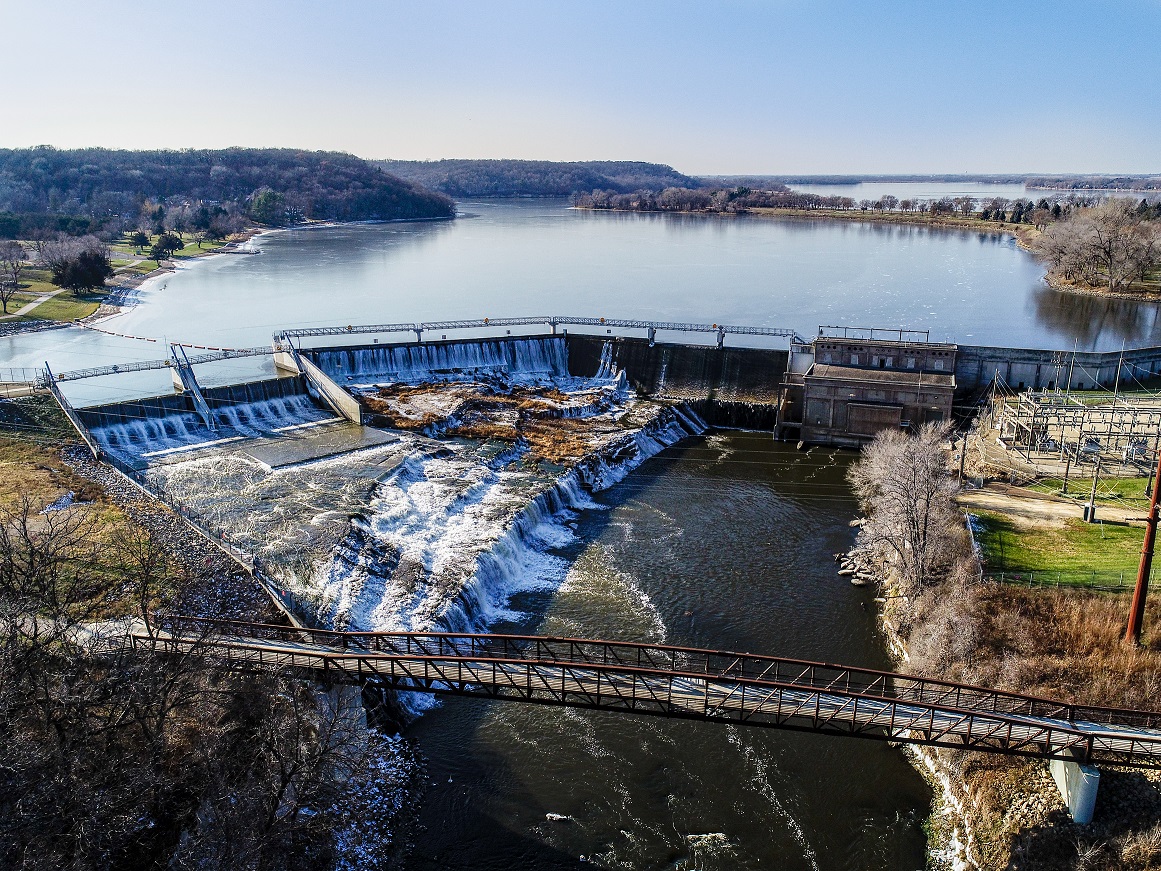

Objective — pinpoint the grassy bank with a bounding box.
[2,230,253,326]
[972,510,1145,576]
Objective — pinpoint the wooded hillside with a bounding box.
[374,159,699,197]
[0,147,454,237]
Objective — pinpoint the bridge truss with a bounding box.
[134,616,1161,768]
[277,316,807,346]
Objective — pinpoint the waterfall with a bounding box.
[90,391,335,459]
[314,404,705,640]
[312,336,571,385]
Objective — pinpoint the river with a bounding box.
[405,434,930,870]
[7,197,1161,406]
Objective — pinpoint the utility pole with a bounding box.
[1127,446,1161,645]
[1085,455,1102,523]
[1065,337,1078,403]
[958,434,968,486]
[1150,428,1161,498]
[1061,447,1072,495]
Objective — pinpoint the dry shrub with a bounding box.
[1118,823,1161,867]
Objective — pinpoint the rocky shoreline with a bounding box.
[61,444,280,622]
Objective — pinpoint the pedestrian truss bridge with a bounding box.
[132,616,1161,770]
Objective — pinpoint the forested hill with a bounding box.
[374,159,699,197]
[0,147,454,229]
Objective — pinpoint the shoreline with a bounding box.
[574,204,1161,305]
[79,227,272,327]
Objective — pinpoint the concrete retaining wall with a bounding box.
[77,376,311,429]
[566,335,787,402]
[956,344,1161,394]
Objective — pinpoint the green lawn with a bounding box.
[20,291,104,321]
[972,510,1145,580]
[1027,475,1154,509]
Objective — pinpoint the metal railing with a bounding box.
[101,455,303,623]
[52,347,273,383]
[278,316,807,345]
[135,615,1161,768]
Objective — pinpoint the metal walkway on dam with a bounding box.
[132,615,1161,770]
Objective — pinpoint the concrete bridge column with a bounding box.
[1050,757,1100,824]
[273,336,302,373]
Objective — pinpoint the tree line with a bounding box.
[0,146,454,240]
[376,159,699,198]
[1032,199,1161,293]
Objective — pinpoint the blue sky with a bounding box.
[2,0,1158,174]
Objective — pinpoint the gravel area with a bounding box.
[62,445,284,623]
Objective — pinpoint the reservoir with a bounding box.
[7,197,1161,404]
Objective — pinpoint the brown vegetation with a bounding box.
[851,424,1161,869]
[363,382,617,463]
[0,441,413,869]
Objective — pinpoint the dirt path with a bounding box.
[0,286,68,320]
[957,483,1147,526]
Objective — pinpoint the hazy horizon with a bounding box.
[3,0,1159,175]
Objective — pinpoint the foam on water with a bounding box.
[313,406,701,649]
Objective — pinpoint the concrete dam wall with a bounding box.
[956,344,1161,394]
[77,376,314,430]
[566,335,788,429]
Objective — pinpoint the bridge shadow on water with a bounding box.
[393,432,932,871]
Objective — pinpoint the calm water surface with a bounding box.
[7,198,1161,405]
[405,435,930,870]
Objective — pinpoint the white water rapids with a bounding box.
[101,339,703,643]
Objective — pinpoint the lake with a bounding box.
[7,196,1161,403]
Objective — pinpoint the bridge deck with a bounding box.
[130,617,1161,768]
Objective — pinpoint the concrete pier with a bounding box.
[1050,757,1100,824]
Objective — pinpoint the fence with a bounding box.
[0,367,48,398]
[986,568,1153,592]
[102,452,305,624]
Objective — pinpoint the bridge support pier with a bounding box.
[1050,757,1099,824]
[273,335,302,373]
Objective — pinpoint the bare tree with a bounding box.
[847,423,966,594]
[0,240,26,313]
[1036,200,1161,292]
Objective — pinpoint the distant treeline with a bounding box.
[700,173,1034,188]
[374,159,699,198]
[0,147,453,239]
[1026,175,1161,191]
[574,187,857,212]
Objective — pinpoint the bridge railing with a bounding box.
[151,615,1161,730]
[277,316,807,345]
[51,347,274,383]
[137,617,1161,767]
